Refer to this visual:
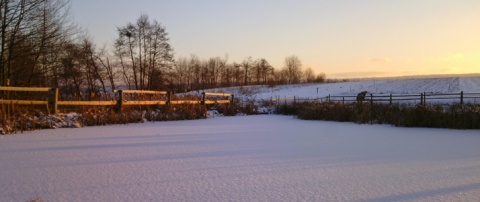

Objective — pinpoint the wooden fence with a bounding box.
[0,86,234,114]
[272,91,480,105]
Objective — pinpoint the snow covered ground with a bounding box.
[213,77,480,103]
[1,115,480,201]
[1,76,480,201]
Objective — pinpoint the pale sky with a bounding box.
[71,0,480,78]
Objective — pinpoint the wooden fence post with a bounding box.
[370,94,373,107]
[389,93,392,105]
[460,91,464,105]
[201,92,207,118]
[51,88,59,114]
[229,94,235,112]
[167,91,172,105]
[420,93,424,105]
[369,93,374,124]
[117,90,123,112]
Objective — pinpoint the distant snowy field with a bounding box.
[1,77,480,201]
[213,77,480,102]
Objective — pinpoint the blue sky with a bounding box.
[71,0,480,78]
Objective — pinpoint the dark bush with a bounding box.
[278,102,480,129]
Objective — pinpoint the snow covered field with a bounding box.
[1,115,480,201]
[218,77,480,103]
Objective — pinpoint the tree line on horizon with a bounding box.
[0,0,326,100]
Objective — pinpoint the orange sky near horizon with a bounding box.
[322,51,480,78]
[72,0,480,79]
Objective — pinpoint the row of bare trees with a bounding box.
[0,1,174,100]
[1,1,326,100]
[0,0,115,99]
[173,55,326,91]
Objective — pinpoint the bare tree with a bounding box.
[284,55,302,84]
[256,58,271,85]
[81,37,110,97]
[1,0,20,85]
[241,57,252,86]
[221,63,233,87]
[58,42,83,99]
[189,54,201,90]
[273,68,289,85]
[316,72,326,83]
[30,0,75,87]
[95,45,117,92]
[0,0,75,87]
[174,56,191,91]
[304,67,315,83]
[206,57,217,88]
[114,14,174,90]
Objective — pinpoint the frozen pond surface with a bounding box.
[1,115,480,201]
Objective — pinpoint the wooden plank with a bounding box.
[215,100,231,104]
[204,92,232,97]
[0,86,51,92]
[204,100,230,105]
[52,88,59,114]
[57,101,118,106]
[122,100,167,106]
[170,100,202,105]
[0,99,48,105]
[204,100,216,105]
[118,90,168,95]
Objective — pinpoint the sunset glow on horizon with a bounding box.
[71,0,480,78]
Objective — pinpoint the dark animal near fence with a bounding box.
[356,91,368,103]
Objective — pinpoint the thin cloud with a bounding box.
[368,57,391,63]
[443,53,464,61]
[330,71,390,78]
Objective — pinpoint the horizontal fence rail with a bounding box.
[1,86,233,114]
[0,100,49,105]
[0,86,51,92]
[273,91,480,105]
[56,101,118,106]
[114,89,169,95]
